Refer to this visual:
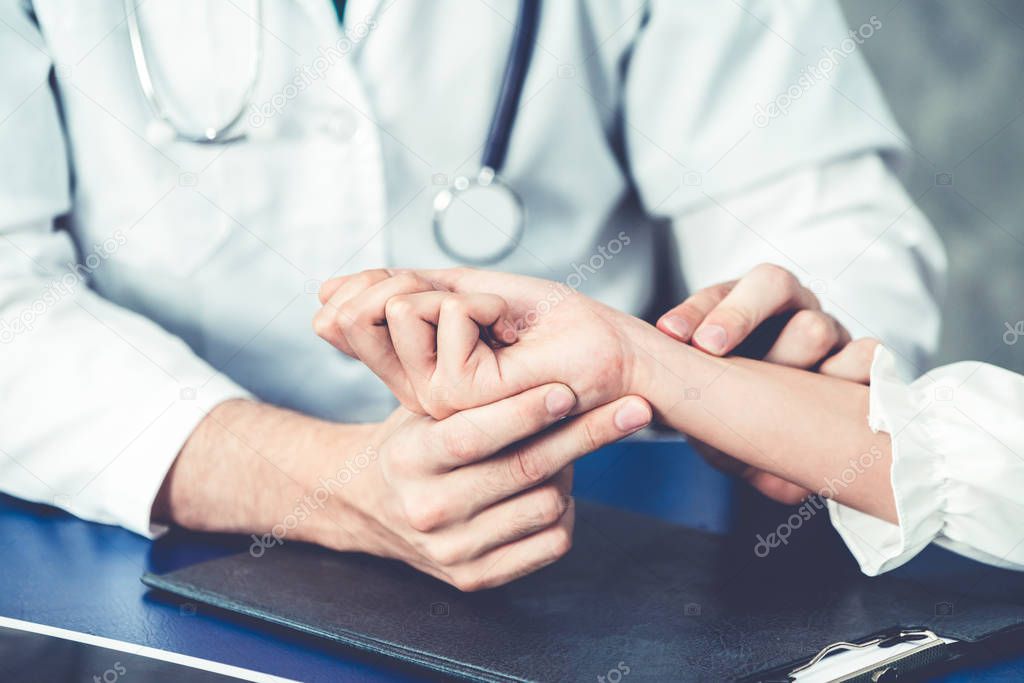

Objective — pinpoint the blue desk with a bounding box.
[3,439,1023,682]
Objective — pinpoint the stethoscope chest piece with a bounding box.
[432,168,526,266]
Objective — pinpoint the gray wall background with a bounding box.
[839,0,1024,372]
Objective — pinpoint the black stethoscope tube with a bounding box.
[481,0,542,173]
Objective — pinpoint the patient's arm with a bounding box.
[630,331,896,522]
[315,268,896,523]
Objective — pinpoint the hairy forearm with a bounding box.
[627,323,896,522]
[151,399,375,545]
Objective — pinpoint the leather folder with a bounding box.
[142,501,1024,682]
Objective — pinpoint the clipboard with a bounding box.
[142,501,1024,682]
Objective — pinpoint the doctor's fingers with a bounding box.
[688,264,820,356]
[410,468,574,572]
[761,310,851,369]
[432,395,651,522]
[819,338,880,384]
[657,281,736,342]
[434,504,577,592]
[386,291,515,417]
[414,383,580,475]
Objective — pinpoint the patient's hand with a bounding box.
[314,268,649,419]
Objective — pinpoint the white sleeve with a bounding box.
[0,2,251,537]
[828,346,1024,575]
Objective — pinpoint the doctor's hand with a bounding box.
[656,263,850,367]
[314,268,651,421]
[337,387,650,590]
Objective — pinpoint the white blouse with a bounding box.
[828,347,1024,575]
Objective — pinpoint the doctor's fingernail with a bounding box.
[693,324,727,354]
[614,400,652,433]
[660,315,691,340]
[545,386,576,416]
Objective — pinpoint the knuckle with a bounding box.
[384,294,414,320]
[312,310,335,339]
[356,268,389,287]
[423,540,462,568]
[317,278,340,304]
[548,526,574,560]
[402,494,448,533]
[335,301,360,330]
[392,271,421,290]
[796,311,837,353]
[450,571,486,593]
[578,418,603,454]
[508,447,550,488]
[533,486,569,526]
[439,426,477,464]
[439,295,469,319]
[755,262,797,290]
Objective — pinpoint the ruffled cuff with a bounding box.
[827,345,944,575]
[829,346,1024,575]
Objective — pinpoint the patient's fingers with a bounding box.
[314,269,393,355]
[386,291,513,414]
[343,273,439,409]
[819,338,880,384]
[315,271,437,411]
[436,293,508,380]
[762,310,850,368]
[317,269,404,305]
[657,281,735,342]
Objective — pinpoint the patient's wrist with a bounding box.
[621,319,722,416]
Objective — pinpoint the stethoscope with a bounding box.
[124,0,542,265]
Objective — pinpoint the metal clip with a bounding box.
[788,629,938,678]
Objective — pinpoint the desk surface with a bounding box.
[3,439,1023,682]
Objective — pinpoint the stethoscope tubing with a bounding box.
[124,0,263,144]
[481,0,542,173]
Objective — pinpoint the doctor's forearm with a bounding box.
[628,327,897,523]
[152,399,375,546]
